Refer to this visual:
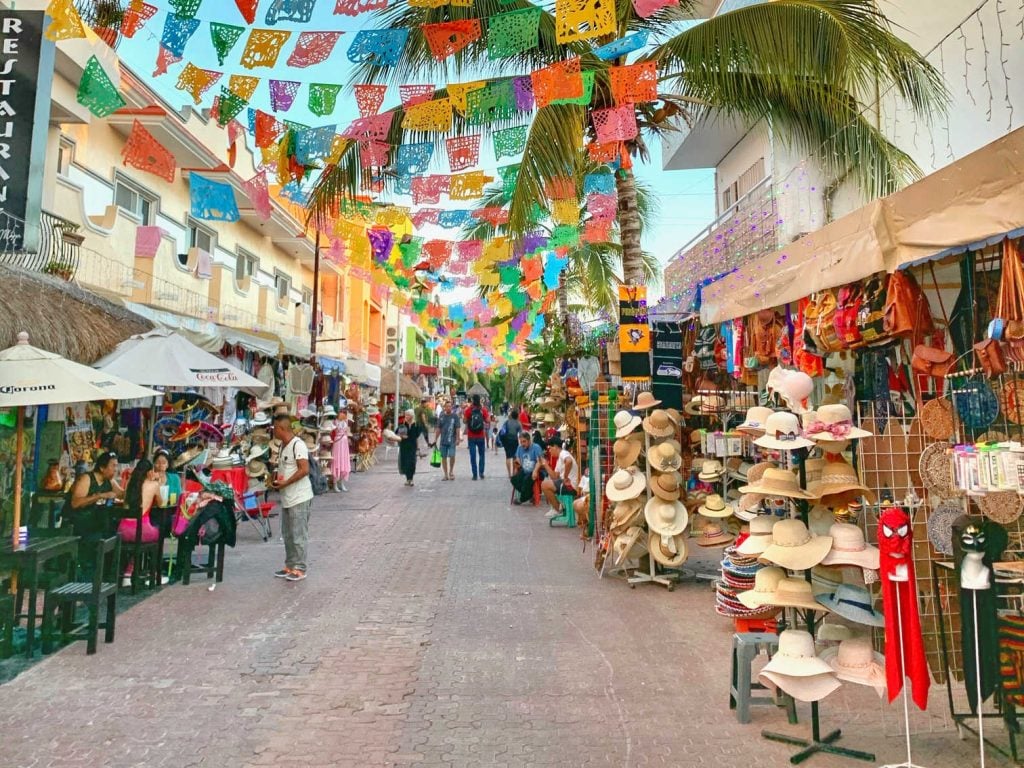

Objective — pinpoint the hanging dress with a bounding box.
[332,418,351,483]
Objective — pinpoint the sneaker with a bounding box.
[480,475,486,480]
[545,509,560,519]
[274,568,292,578]
[285,569,306,582]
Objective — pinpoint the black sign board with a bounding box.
[651,322,684,410]
[618,286,651,381]
[0,11,54,253]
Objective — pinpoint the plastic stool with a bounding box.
[729,632,798,724]
[549,494,577,528]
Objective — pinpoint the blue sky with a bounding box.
[116,2,716,299]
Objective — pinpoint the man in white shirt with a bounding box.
[272,413,314,582]
[541,437,579,518]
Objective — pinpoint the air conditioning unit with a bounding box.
[385,326,399,340]
[385,340,399,358]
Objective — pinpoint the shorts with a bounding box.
[503,442,517,459]
[439,443,456,459]
[552,478,576,496]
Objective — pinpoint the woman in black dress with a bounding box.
[396,409,424,486]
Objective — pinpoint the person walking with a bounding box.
[272,413,314,582]
[498,409,523,478]
[397,409,425,486]
[434,400,461,481]
[415,396,433,458]
[463,394,490,481]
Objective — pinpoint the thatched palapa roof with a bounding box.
[0,266,153,364]
[379,373,423,398]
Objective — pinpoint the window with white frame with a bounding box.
[177,220,215,268]
[57,138,75,177]
[235,249,258,284]
[113,178,156,224]
[275,271,292,307]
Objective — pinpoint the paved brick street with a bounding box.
[0,454,1012,768]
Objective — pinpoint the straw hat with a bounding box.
[697,459,724,481]
[734,493,764,522]
[764,631,834,677]
[696,520,734,547]
[803,457,827,486]
[820,638,886,695]
[648,442,682,472]
[803,404,872,441]
[644,496,688,536]
[684,395,725,416]
[736,515,776,556]
[173,446,203,469]
[614,410,642,438]
[613,526,648,565]
[698,494,733,519]
[739,468,816,500]
[609,498,644,533]
[250,428,271,444]
[663,438,682,454]
[613,438,642,469]
[754,412,815,450]
[745,461,774,484]
[250,411,271,428]
[634,391,661,410]
[245,459,268,479]
[738,566,787,609]
[808,505,835,537]
[820,523,880,570]
[765,577,832,612]
[643,409,675,438]
[302,434,317,451]
[650,472,682,502]
[759,669,842,704]
[759,519,833,570]
[649,531,688,567]
[665,408,683,426]
[816,583,885,627]
[605,467,646,501]
[806,461,877,504]
[246,445,269,463]
[736,406,775,437]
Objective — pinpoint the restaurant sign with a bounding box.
[0,11,55,253]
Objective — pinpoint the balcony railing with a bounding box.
[0,210,83,281]
[662,176,778,311]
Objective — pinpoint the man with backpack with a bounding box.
[463,394,490,481]
[498,409,523,478]
[271,413,314,582]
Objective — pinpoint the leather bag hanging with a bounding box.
[833,284,864,347]
[911,345,954,378]
[995,238,1024,362]
[857,273,889,345]
[884,269,935,347]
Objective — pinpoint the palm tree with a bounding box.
[310,1,944,289]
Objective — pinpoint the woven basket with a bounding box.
[919,442,958,496]
[978,491,1024,525]
[999,379,1024,426]
[927,499,962,555]
[920,398,955,441]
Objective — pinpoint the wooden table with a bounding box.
[0,536,79,657]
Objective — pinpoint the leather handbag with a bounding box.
[995,238,1024,362]
[912,345,954,378]
[974,338,1008,377]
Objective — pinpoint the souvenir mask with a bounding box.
[878,506,912,562]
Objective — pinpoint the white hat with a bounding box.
[736,515,776,556]
[613,410,642,439]
[754,412,816,451]
[803,404,871,441]
[698,494,733,519]
[644,496,688,536]
[820,638,886,695]
[697,459,724,481]
[298,407,316,420]
[613,526,648,565]
[250,411,271,427]
[759,519,833,571]
[820,523,880,571]
[321,404,337,418]
[737,566,787,608]
[766,366,814,414]
[736,406,775,437]
[759,669,842,704]
[763,631,834,677]
[605,467,646,502]
[734,493,764,522]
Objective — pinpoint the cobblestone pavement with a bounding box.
[0,453,1013,767]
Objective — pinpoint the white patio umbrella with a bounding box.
[0,332,159,550]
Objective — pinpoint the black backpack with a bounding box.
[468,407,485,432]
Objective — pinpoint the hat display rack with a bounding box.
[593,386,620,573]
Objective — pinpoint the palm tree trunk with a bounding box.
[615,167,645,286]
[557,282,571,341]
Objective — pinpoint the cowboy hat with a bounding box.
[759,519,833,571]
[734,493,764,522]
[698,494,733,519]
[697,459,724,481]
[644,496,688,536]
[605,467,646,502]
[806,461,877,504]
[665,408,683,426]
[649,531,688,567]
[613,526,648,565]
[613,410,642,439]
[650,472,682,502]
[736,515,776,556]
[738,566,787,609]
[648,442,682,473]
[754,412,816,451]
[804,404,872,441]
[609,497,645,533]
[684,395,725,416]
[634,391,661,410]
[245,459,268,479]
[643,409,675,438]
[696,520,734,547]
[819,638,886,695]
[816,583,885,627]
[736,406,775,437]
[613,438,642,469]
[820,523,880,570]
[739,468,816,500]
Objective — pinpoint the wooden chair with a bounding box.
[110,508,161,594]
[41,536,120,655]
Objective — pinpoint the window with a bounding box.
[57,138,74,177]
[235,250,258,282]
[114,179,155,224]
[190,223,214,253]
[301,288,312,308]
[275,272,291,306]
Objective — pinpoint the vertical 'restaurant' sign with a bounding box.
[0,11,54,253]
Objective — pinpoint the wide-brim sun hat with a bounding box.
[820,638,886,694]
[666,408,683,426]
[610,497,645,532]
[754,411,816,451]
[684,395,725,416]
[739,468,816,500]
[734,493,764,522]
[649,531,688,567]
[643,409,675,438]
[738,566,788,609]
[698,494,733,519]
[764,630,835,677]
[648,442,682,473]
[605,467,646,502]
[245,459,268,479]
[650,472,682,502]
[613,438,643,469]
[634,391,661,410]
[737,406,775,437]
[803,403,872,441]
[614,410,642,439]
[644,496,688,536]
[759,670,842,703]
[613,525,648,565]
[816,583,885,627]
[246,445,268,463]
[807,461,878,504]
[808,505,835,537]
[759,519,833,571]
[820,522,880,570]
[736,515,777,556]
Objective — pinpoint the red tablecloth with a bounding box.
[209,467,248,498]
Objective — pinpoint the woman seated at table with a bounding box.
[118,459,161,584]
[153,450,182,507]
[67,450,122,540]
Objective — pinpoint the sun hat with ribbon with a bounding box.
[614,410,642,438]
[806,461,877,504]
[754,412,816,451]
[697,459,724,481]
[698,494,733,519]
[758,519,833,570]
[649,530,688,567]
[605,467,646,501]
[737,515,777,556]
[697,520,735,547]
[650,472,682,501]
[609,497,644,533]
[819,637,886,695]
[613,438,642,469]
[803,404,872,441]
[634,391,662,410]
[643,409,675,438]
[648,442,682,473]
[613,525,648,565]
[764,631,835,677]
[816,583,885,626]
[734,493,764,522]
[645,496,688,536]
[737,566,787,609]
[737,406,775,437]
[820,523,880,570]
[739,468,816,500]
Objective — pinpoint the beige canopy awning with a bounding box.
[700,126,1024,324]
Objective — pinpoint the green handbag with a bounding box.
[430,447,442,468]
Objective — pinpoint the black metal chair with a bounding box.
[41,536,120,655]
